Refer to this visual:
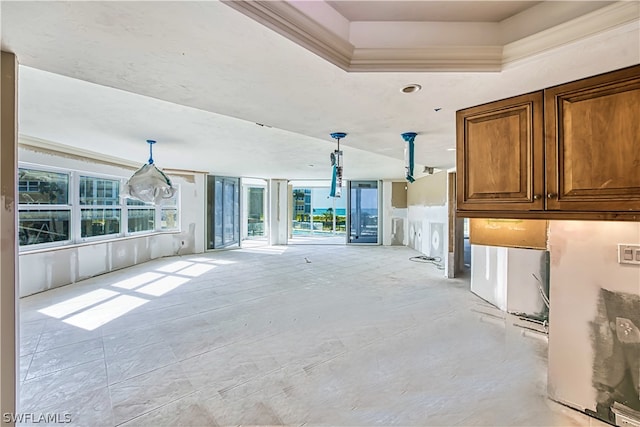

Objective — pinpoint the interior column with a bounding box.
[268,179,288,245]
[1,51,18,426]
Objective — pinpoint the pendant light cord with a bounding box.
[147,139,156,164]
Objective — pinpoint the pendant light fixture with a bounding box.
[121,139,176,204]
[329,132,346,198]
[402,132,417,183]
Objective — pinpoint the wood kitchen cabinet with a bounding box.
[456,91,544,212]
[456,64,640,221]
[545,65,640,212]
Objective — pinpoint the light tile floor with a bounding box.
[19,244,607,426]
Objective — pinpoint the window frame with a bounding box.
[18,164,73,250]
[18,162,181,252]
[77,173,123,242]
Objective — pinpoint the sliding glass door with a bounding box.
[348,180,380,244]
[207,176,240,249]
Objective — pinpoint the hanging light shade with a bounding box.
[329,132,346,198]
[402,132,417,183]
[121,140,175,204]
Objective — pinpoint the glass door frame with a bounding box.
[207,175,241,250]
[346,180,382,245]
[241,178,268,241]
[289,181,347,241]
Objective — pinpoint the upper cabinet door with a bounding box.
[545,65,640,211]
[456,91,544,212]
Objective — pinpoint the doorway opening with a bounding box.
[241,178,268,248]
[348,180,380,244]
[289,181,346,245]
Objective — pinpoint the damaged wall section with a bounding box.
[547,221,640,426]
[406,171,449,274]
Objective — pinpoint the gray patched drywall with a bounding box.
[547,221,640,424]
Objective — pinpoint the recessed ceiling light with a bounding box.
[447,148,456,151]
[401,84,422,94]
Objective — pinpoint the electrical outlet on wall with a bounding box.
[618,244,640,265]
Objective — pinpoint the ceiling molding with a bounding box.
[19,135,211,176]
[222,0,638,73]
[502,1,640,65]
[221,0,354,70]
[350,46,503,72]
[19,135,140,170]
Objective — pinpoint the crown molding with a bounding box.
[222,0,639,72]
[350,46,503,72]
[221,0,354,70]
[502,1,640,65]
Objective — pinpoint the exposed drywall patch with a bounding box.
[174,222,197,255]
[167,172,196,184]
[407,204,448,259]
[391,182,407,208]
[505,248,549,321]
[78,244,108,280]
[390,217,405,246]
[429,222,445,260]
[383,181,408,246]
[406,173,449,273]
[547,221,640,419]
[406,171,447,207]
[49,250,74,289]
[590,288,640,424]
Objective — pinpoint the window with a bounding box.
[81,208,121,238]
[18,164,181,249]
[126,199,155,233]
[159,192,179,230]
[79,176,120,206]
[18,168,71,246]
[80,176,122,238]
[19,210,70,246]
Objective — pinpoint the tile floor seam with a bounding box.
[112,390,201,427]
[31,334,101,354]
[106,356,177,387]
[24,343,105,381]
[175,329,283,364]
[215,365,284,397]
[105,359,185,388]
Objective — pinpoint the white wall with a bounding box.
[547,221,640,417]
[382,180,408,246]
[17,143,207,296]
[406,171,449,274]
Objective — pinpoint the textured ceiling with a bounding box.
[1,1,639,180]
